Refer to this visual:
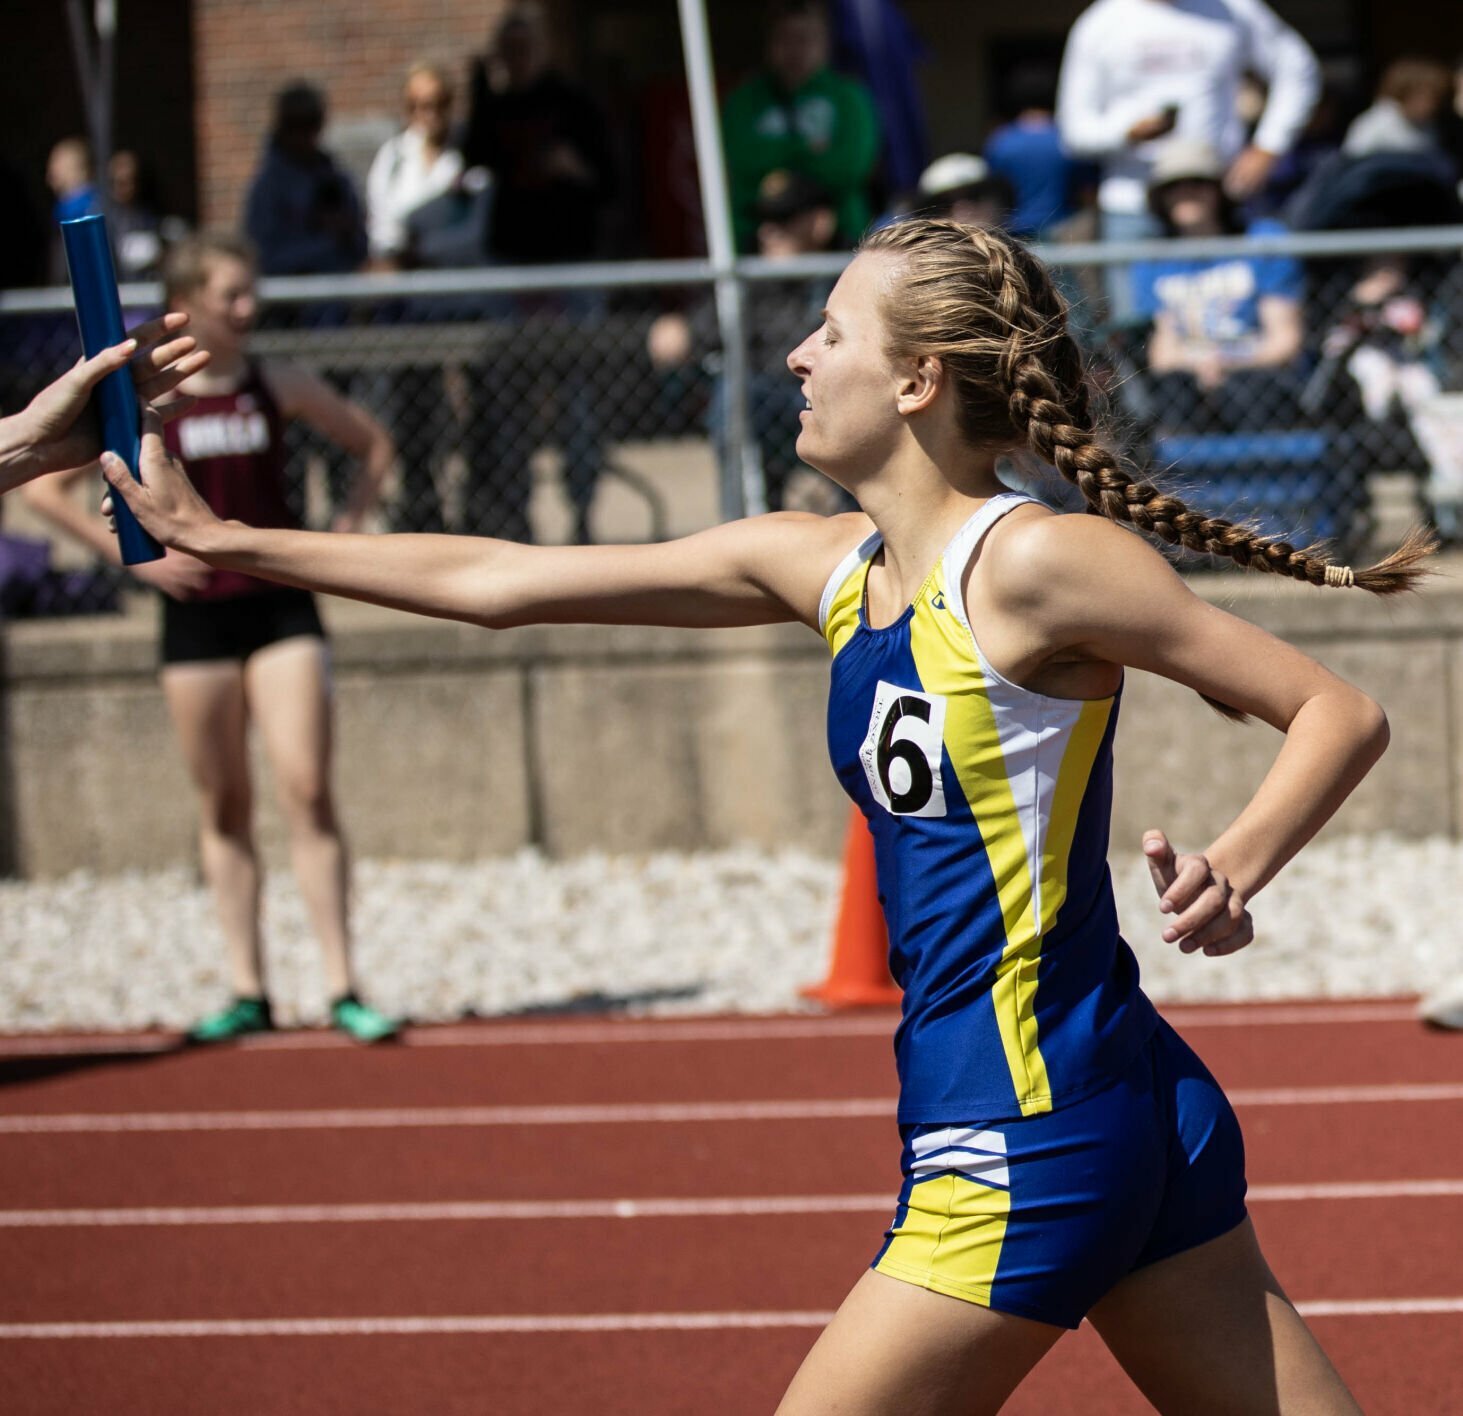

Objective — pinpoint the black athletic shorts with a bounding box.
[160,588,326,666]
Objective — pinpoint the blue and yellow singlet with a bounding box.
[821,492,1157,1125]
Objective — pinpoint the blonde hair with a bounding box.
[404,61,454,103]
[162,229,257,310]
[858,219,1435,595]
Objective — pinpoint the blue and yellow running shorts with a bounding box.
[872,1016,1247,1329]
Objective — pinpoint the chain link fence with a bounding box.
[1051,227,1463,564]
[1,228,1460,617]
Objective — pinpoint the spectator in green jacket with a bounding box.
[722,0,881,253]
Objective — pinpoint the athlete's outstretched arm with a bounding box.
[983,510,1390,953]
[103,410,858,631]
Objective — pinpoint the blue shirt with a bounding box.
[244,144,367,276]
[984,118,1085,238]
[1131,218,1302,354]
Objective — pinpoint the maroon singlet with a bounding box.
[162,362,297,600]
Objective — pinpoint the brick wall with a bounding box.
[192,0,576,229]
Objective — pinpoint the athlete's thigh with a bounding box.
[243,636,333,793]
[1086,1218,1362,1416]
[777,1268,1062,1416]
[160,660,250,797]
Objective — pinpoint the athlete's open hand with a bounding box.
[100,405,222,556]
[4,313,208,487]
[1143,829,1254,957]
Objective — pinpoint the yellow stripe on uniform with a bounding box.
[874,1173,1012,1306]
[823,560,868,659]
[1038,699,1113,934]
[908,568,1051,1116]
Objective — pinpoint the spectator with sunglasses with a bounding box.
[365,62,473,534]
[365,64,467,272]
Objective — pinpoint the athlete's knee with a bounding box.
[196,783,252,838]
[276,770,335,832]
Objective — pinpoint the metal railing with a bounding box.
[2,225,1460,615]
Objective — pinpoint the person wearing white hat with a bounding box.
[915,154,1015,230]
[1131,136,1305,433]
[1145,137,1230,199]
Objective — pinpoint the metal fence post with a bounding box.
[675,0,766,518]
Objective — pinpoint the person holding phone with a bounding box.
[1056,0,1320,320]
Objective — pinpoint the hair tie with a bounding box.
[1324,564,1355,589]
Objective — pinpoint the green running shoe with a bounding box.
[330,993,399,1044]
[188,996,274,1044]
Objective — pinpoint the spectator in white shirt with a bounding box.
[365,63,465,270]
[364,63,466,533]
[1057,0,1319,319]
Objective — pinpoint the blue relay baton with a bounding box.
[60,214,164,566]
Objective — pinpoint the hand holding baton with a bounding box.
[60,214,164,565]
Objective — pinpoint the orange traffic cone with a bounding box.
[802,808,902,1008]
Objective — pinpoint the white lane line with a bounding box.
[1249,1179,1463,1202]
[1230,1083,1463,1106]
[0,1194,891,1227]
[0,1000,1422,1057]
[0,1098,892,1134]
[2,1083,1461,1135]
[1,1299,1458,1340]
[0,1312,836,1339]
[1,1179,1459,1230]
[1297,1298,1463,1317]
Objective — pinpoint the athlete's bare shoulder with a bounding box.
[253,359,313,412]
[979,502,1160,613]
[258,358,355,416]
[252,357,289,391]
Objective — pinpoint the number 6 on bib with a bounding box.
[859,681,948,817]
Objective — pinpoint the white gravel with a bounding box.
[0,836,1457,1032]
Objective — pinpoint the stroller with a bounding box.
[1288,148,1463,544]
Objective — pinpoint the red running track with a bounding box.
[0,1000,1458,1414]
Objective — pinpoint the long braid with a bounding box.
[859,219,1437,598]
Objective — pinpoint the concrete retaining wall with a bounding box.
[2,565,1459,879]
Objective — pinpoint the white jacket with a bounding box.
[365,128,465,261]
[1057,0,1319,214]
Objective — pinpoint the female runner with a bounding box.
[29,232,398,1044]
[102,218,1431,1412]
